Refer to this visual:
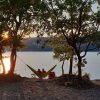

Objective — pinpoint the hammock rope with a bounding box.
[17,55,62,78]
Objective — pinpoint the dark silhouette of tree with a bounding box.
[0,2,10,74]
[0,0,34,75]
[33,0,100,78]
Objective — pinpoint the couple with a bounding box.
[37,68,55,79]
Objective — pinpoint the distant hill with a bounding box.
[20,37,52,51]
[6,37,100,52]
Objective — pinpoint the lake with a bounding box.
[1,52,100,80]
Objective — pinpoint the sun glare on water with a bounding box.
[3,58,10,73]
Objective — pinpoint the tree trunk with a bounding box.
[8,46,17,75]
[61,60,65,75]
[69,57,73,75]
[0,47,6,74]
[0,54,6,74]
[77,57,82,79]
[1,58,6,74]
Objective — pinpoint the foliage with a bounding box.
[56,74,93,88]
[0,0,37,75]
[33,0,100,78]
[0,0,99,78]
[83,73,90,80]
[51,34,75,75]
[52,35,75,60]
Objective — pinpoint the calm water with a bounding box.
[2,52,100,79]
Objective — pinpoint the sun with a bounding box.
[3,58,10,73]
[2,31,9,39]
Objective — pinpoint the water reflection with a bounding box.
[3,57,10,73]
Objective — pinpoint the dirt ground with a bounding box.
[0,78,100,100]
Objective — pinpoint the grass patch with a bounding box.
[0,74,26,83]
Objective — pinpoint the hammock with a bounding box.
[26,64,56,78]
[17,55,62,79]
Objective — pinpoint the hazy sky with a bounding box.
[92,3,99,12]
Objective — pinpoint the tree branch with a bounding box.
[77,0,88,36]
[81,41,91,58]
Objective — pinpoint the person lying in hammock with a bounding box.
[27,64,56,79]
[42,69,46,74]
[37,69,42,74]
[31,69,42,78]
[37,69,47,79]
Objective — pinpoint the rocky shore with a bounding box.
[0,78,100,100]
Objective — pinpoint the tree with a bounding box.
[1,0,34,75]
[0,2,10,74]
[0,36,6,74]
[51,35,75,75]
[33,0,100,78]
